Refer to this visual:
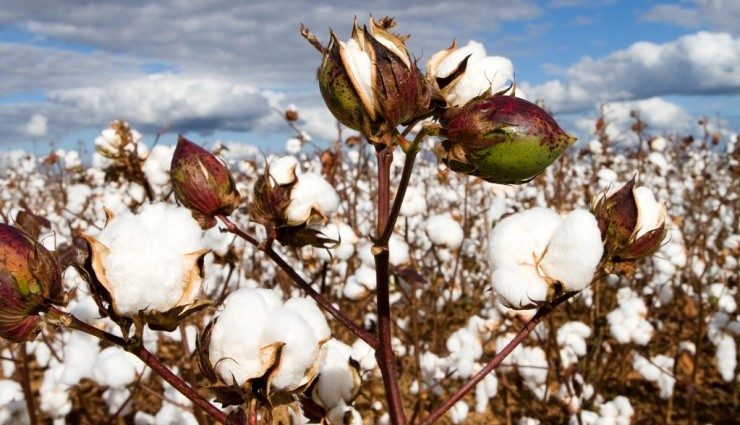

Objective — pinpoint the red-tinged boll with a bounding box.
[435,95,576,184]
[306,17,431,145]
[0,224,64,342]
[170,135,242,229]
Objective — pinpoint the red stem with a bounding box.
[217,215,379,350]
[419,292,578,425]
[374,147,407,425]
[47,306,228,424]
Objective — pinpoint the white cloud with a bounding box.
[641,0,740,35]
[523,31,740,113]
[25,113,47,137]
[47,73,273,134]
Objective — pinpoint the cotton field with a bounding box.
[0,111,737,425]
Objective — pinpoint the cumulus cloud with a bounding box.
[47,73,273,134]
[25,113,47,137]
[641,0,740,35]
[523,31,740,113]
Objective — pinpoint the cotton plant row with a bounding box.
[1,15,738,425]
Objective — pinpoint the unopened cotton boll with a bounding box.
[425,214,464,249]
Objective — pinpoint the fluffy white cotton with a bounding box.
[607,287,654,345]
[389,234,410,266]
[143,144,175,187]
[450,399,470,424]
[94,202,204,316]
[633,187,666,239]
[60,332,101,385]
[285,137,303,154]
[285,173,340,226]
[208,288,330,390]
[429,40,515,107]
[557,321,592,368]
[425,214,464,249]
[316,221,358,261]
[488,207,602,309]
[39,365,71,418]
[539,210,604,292]
[93,347,144,388]
[633,354,675,399]
[313,339,359,409]
[715,333,737,382]
[341,38,375,108]
[269,155,300,185]
[400,185,427,217]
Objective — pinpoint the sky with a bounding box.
[0,0,738,156]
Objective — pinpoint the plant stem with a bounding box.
[217,215,379,350]
[46,306,228,424]
[374,146,407,425]
[17,343,39,425]
[419,292,578,425]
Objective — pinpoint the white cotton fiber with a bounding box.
[95,203,203,316]
[539,210,603,291]
[425,214,464,249]
[285,173,340,226]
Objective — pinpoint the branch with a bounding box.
[217,215,379,350]
[47,306,228,424]
[419,291,579,425]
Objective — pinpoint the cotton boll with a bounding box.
[351,339,377,371]
[284,297,331,341]
[492,265,549,309]
[209,289,270,385]
[327,402,362,425]
[540,210,603,292]
[285,137,303,154]
[314,340,359,409]
[388,234,410,266]
[715,333,736,382]
[143,144,174,187]
[316,222,358,261]
[425,214,464,249]
[263,307,320,390]
[60,332,100,385]
[269,156,300,185]
[488,207,562,270]
[285,173,340,226]
[93,347,143,388]
[93,203,204,317]
[474,372,498,413]
[449,400,470,424]
[400,185,427,217]
[39,365,72,419]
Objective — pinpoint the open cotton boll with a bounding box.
[425,214,464,249]
[492,265,549,310]
[263,307,320,390]
[400,185,427,217]
[341,38,374,108]
[209,289,271,385]
[284,297,331,341]
[93,347,143,388]
[94,203,204,316]
[633,187,666,239]
[285,173,340,226]
[633,354,675,399]
[314,339,359,409]
[40,364,72,419]
[269,155,300,185]
[316,222,358,261]
[143,144,174,187]
[715,333,736,382]
[488,207,562,269]
[449,399,470,424]
[389,234,410,266]
[60,332,100,385]
[539,210,603,292]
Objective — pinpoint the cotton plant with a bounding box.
[0,14,697,425]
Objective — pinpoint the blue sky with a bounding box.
[0,0,738,155]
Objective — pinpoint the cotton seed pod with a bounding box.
[0,224,64,342]
[592,178,668,262]
[305,17,431,145]
[170,135,242,229]
[435,95,576,184]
